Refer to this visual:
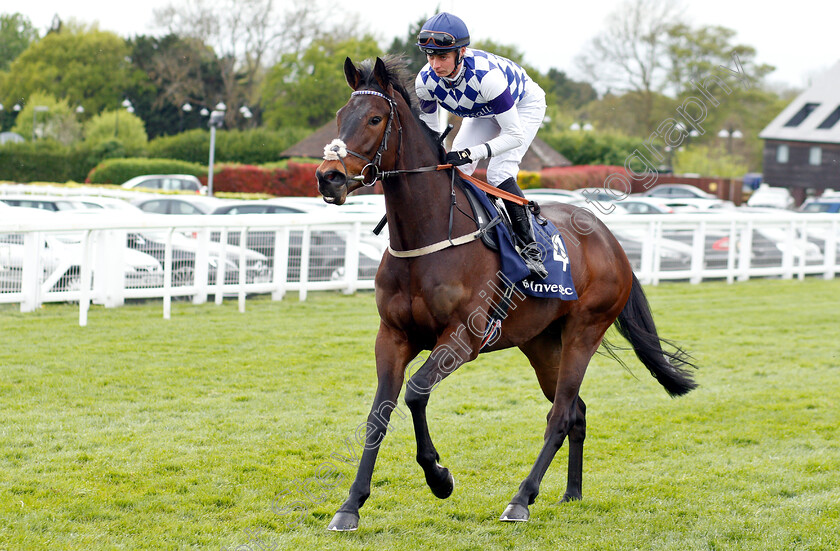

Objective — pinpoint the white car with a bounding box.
[635,184,732,211]
[746,184,794,210]
[120,174,206,194]
[0,207,163,293]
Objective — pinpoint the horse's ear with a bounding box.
[373,57,390,93]
[344,57,361,90]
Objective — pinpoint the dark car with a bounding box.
[208,200,383,282]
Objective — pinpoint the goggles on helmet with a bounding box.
[417,30,458,48]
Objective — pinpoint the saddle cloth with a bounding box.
[459,179,578,301]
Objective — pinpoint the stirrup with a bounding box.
[518,242,549,279]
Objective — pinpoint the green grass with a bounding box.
[1,279,838,550]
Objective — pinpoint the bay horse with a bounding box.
[315,56,697,531]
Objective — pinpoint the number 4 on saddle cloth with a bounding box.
[459,179,578,302]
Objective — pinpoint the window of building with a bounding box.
[817,105,840,129]
[776,144,789,163]
[809,147,822,166]
[783,103,820,127]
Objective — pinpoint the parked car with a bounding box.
[0,207,164,292]
[522,188,579,204]
[616,197,675,214]
[799,194,840,213]
[746,184,794,210]
[662,227,822,269]
[24,202,271,288]
[0,194,93,211]
[208,199,383,281]
[120,174,206,194]
[636,184,732,211]
[130,195,233,214]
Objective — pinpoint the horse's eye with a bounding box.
[369,116,382,125]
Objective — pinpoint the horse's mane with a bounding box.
[355,55,445,160]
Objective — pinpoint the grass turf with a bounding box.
[0,278,838,550]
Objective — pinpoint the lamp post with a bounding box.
[718,127,743,155]
[207,102,226,197]
[570,121,593,132]
[32,106,49,140]
[114,98,133,137]
[181,102,193,131]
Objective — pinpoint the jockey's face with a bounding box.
[426,48,464,79]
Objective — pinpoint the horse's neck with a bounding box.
[383,131,468,252]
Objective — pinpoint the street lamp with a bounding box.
[718,127,743,154]
[115,98,133,137]
[207,103,226,197]
[181,102,193,131]
[570,121,593,131]
[75,105,85,114]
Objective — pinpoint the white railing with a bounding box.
[1,210,838,326]
[0,211,384,325]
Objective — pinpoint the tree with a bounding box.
[575,0,684,127]
[664,24,774,96]
[0,13,39,71]
[0,27,139,117]
[544,69,597,111]
[10,91,83,145]
[126,34,225,137]
[84,109,149,156]
[260,36,382,129]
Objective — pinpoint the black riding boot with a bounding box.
[498,178,548,279]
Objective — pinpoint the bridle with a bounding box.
[325,89,402,187]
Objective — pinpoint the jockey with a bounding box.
[415,12,548,279]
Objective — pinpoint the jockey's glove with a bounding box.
[445,149,472,166]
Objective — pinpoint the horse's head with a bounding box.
[316,57,402,205]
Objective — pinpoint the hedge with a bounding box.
[146,127,312,165]
[0,141,99,183]
[537,165,631,190]
[86,158,206,185]
[207,162,321,197]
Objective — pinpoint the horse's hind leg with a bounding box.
[501,324,605,522]
[562,397,586,502]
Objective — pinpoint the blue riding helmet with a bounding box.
[416,12,470,56]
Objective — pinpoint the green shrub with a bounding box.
[86,158,205,185]
[147,127,311,165]
[0,141,97,183]
[84,110,148,156]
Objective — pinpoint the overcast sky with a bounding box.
[15,0,840,90]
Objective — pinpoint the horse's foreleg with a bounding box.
[502,327,602,522]
[328,324,416,532]
[403,330,478,500]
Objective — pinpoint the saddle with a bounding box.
[454,177,507,252]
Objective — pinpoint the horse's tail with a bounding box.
[611,273,698,397]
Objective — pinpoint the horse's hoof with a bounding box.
[327,511,359,532]
[560,492,582,503]
[499,502,530,522]
[428,467,455,499]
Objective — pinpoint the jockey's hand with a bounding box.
[445,149,472,166]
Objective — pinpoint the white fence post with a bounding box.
[20,231,43,313]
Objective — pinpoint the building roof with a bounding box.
[759,60,840,144]
[279,119,572,170]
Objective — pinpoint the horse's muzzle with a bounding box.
[316,168,349,205]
